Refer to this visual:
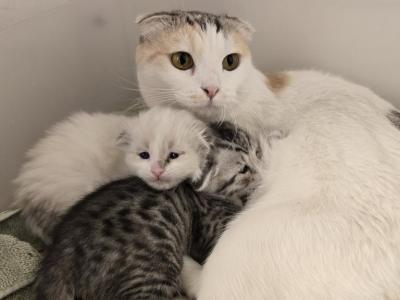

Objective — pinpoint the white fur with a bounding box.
[14,112,132,239]
[119,106,210,190]
[181,256,202,299]
[137,24,400,297]
[182,71,400,300]
[14,107,209,240]
[136,22,277,136]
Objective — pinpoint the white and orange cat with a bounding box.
[136,11,400,300]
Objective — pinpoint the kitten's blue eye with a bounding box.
[169,152,179,159]
[139,152,150,159]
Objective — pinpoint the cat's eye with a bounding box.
[222,53,240,71]
[170,52,194,70]
[239,165,250,174]
[169,152,180,160]
[139,152,150,159]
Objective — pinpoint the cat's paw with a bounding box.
[181,256,202,299]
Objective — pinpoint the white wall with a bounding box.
[1,0,399,209]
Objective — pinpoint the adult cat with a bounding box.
[136,10,400,299]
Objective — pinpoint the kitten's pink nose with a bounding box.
[151,165,165,179]
[202,86,219,100]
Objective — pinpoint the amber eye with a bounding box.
[222,53,240,71]
[170,52,194,70]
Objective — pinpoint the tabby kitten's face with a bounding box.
[199,147,259,199]
[194,122,262,205]
[119,107,210,190]
[136,11,254,120]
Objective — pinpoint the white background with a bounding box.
[0,0,399,209]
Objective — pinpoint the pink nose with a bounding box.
[151,166,165,178]
[202,86,219,100]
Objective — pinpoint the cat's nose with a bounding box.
[202,86,219,100]
[151,166,165,178]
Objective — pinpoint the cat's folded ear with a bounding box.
[136,12,176,42]
[222,15,255,42]
[136,11,255,43]
[116,130,131,151]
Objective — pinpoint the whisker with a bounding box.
[139,85,178,91]
[123,101,148,114]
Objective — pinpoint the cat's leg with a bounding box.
[181,256,202,298]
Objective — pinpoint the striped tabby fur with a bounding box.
[36,123,261,299]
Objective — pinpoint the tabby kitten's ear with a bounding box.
[210,122,253,152]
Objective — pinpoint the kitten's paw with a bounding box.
[181,256,202,298]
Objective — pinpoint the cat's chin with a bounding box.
[147,179,177,191]
[189,106,224,123]
[149,98,223,120]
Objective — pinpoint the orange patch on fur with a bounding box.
[136,24,200,65]
[266,72,289,94]
[231,32,251,57]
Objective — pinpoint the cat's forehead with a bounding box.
[216,147,245,165]
[137,11,224,36]
[137,10,253,41]
[127,107,206,150]
[136,10,253,59]
[130,132,194,155]
[133,125,197,148]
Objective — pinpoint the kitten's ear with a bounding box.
[116,130,131,151]
[223,16,255,42]
[136,12,176,42]
[210,122,252,152]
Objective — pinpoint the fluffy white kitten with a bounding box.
[136,10,400,300]
[14,112,131,241]
[118,106,210,190]
[14,107,209,242]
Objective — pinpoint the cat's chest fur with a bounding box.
[195,70,400,299]
[196,69,396,139]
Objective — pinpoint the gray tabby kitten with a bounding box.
[36,124,261,300]
[194,122,262,206]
